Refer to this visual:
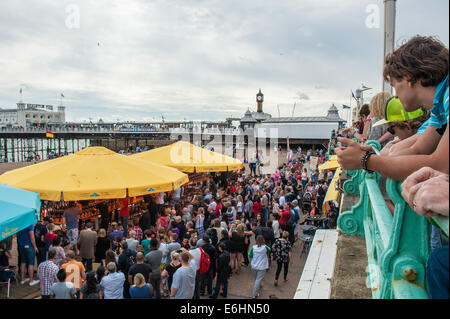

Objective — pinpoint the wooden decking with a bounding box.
[0,235,41,299]
[294,229,339,299]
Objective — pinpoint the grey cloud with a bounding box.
[0,0,448,122]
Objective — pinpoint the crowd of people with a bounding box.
[0,146,340,300]
[335,35,449,299]
[2,35,446,301]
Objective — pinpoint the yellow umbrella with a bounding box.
[322,167,342,212]
[318,155,340,173]
[132,141,244,173]
[0,147,189,201]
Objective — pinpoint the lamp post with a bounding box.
[353,84,372,123]
[383,0,397,94]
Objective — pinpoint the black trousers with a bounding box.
[150,276,161,299]
[275,260,289,281]
[243,242,250,265]
[200,269,214,295]
[193,270,201,299]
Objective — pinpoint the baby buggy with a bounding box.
[301,191,313,214]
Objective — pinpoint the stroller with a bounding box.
[301,191,313,214]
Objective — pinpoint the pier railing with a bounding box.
[337,140,449,299]
[0,126,244,135]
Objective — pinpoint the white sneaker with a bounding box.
[20,278,30,285]
[29,280,40,286]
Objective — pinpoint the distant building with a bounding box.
[254,104,345,140]
[0,102,65,128]
[238,89,345,141]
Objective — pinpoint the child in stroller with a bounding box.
[301,191,313,214]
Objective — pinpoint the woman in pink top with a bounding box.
[273,170,280,183]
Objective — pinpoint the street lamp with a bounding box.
[352,84,372,124]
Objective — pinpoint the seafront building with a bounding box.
[0,102,65,128]
[0,89,346,162]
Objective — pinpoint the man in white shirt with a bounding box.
[209,198,217,212]
[188,237,202,299]
[279,190,286,208]
[154,192,165,215]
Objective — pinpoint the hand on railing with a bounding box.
[335,137,377,170]
[401,167,449,217]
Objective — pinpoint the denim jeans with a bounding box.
[430,225,443,251]
[121,216,129,238]
[250,164,256,176]
[301,179,308,190]
[251,268,266,297]
[37,246,48,266]
[261,208,269,223]
[426,246,449,299]
[211,277,228,298]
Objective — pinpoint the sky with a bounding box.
[0,0,448,123]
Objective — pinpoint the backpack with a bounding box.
[34,224,43,241]
[287,210,296,226]
[128,254,137,267]
[318,185,326,197]
[199,248,210,274]
[261,227,275,245]
[124,252,137,274]
[207,228,218,247]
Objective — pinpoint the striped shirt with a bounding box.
[417,119,430,135]
[128,226,143,243]
[429,75,449,127]
[38,260,59,296]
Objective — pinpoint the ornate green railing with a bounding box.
[337,140,449,299]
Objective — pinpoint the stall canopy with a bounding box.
[322,167,342,212]
[318,155,340,173]
[132,141,244,173]
[0,147,189,201]
[0,184,41,241]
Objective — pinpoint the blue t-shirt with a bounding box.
[416,118,430,135]
[129,284,153,299]
[17,225,34,246]
[429,75,449,128]
[63,208,80,230]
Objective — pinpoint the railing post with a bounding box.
[379,178,431,298]
[338,141,382,236]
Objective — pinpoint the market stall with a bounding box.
[322,167,342,213]
[132,141,244,173]
[0,146,189,225]
[0,184,41,241]
[133,141,244,196]
[318,155,340,173]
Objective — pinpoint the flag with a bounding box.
[61,93,65,98]
[46,130,54,138]
[343,104,351,109]
[351,91,357,101]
